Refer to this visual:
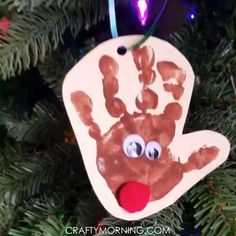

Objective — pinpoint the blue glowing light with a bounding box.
[187,6,197,21]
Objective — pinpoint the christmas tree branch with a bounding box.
[101,202,184,236]
[0,142,86,204]
[188,169,236,236]
[38,38,96,99]
[0,1,131,80]
[0,6,104,79]
[0,101,68,145]
[0,153,55,204]
[0,0,130,12]
[186,106,236,158]
[8,195,70,236]
[0,7,68,79]
[0,143,88,235]
[0,203,16,235]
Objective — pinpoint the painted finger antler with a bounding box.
[132,47,158,113]
[157,61,186,100]
[71,91,101,141]
[99,56,127,118]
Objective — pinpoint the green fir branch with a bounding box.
[0,203,16,234]
[31,217,68,236]
[0,7,68,79]
[0,143,88,235]
[8,195,70,236]
[187,105,236,157]
[0,142,87,205]
[9,217,69,236]
[101,202,183,236]
[0,155,55,204]
[38,51,71,99]
[0,101,67,145]
[137,202,184,235]
[0,1,131,80]
[74,190,105,227]
[0,144,24,172]
[0,0,130,12]
[171,29,236,79]
[188,169,236,236]
[0,7,99,80]
[38,39,96,99]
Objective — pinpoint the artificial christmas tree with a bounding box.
[0,0,236,235]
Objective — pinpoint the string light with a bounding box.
[137,0,149,26]
[0,17,9,31]
[190,13,195,20]
[187,6,197,21]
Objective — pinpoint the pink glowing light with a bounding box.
[137,0,149,26]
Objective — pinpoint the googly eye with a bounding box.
[145,141,162,160]
[123,134,145,158]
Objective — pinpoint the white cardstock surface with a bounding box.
[62,36,230,220]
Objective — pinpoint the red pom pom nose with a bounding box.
[116,181,150,213]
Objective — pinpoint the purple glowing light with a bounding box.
[190,14,195,20]
[137,0,149,26]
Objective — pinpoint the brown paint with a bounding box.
[132,47,158,113]
[163,83,184,100]
[150,161,184,200]
[71,91,101,140]
[71,46,219,209]
[136,88,158,113]
[164,103,182,121]
[183,147,219,172]
[99,55,127,117]
[157,61,186,100]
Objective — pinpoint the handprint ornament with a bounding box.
[62,36,230,220]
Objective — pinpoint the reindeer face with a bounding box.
[96,111,177,196]
[63,36,230,220]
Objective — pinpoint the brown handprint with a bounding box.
[71,46,219,213]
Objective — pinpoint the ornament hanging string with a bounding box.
[108,0,168,50]
[108,0,119,38]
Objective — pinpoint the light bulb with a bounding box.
[137,0,149,26]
